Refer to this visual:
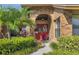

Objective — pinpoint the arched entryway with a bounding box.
[35,14,51,42]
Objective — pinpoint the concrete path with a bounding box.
[30,42,52,55]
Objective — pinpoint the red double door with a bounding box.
[35,24,48,41]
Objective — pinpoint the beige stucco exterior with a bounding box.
[23,4,79,42]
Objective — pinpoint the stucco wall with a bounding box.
[29,7,72,41]
[60,11,72,36]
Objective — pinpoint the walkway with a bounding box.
[30,42,52,55]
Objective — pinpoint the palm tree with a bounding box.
[18,7,35,36]
[0,7,21,38]
[0,6,35,38]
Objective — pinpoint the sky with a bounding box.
[0,4,21,9]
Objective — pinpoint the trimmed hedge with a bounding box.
[45,36,79,55]
[0,36,38,55]
[58,36,79,51]
[44,49,79,55]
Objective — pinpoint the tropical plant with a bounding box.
[18,7,35,29]
[0,6,21,38]
[0,6,35,38]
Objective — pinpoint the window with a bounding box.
[72,14,79,35]
[55,17,60,38]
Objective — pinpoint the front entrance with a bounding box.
[35,14,51,42]
[35,24,48,41]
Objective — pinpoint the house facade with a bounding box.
[23,4,79,41]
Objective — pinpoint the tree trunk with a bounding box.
[0,25,4,38]
[1,24,10,38]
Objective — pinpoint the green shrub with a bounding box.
[58,36,79,50]
[45,36,79,55]
[50,42,58,49]
[0,36,38,54]
[12,47,39,55]
[44,49,79,55]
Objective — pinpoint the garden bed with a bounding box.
[44,36,79,55]
[0,36,41,55]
